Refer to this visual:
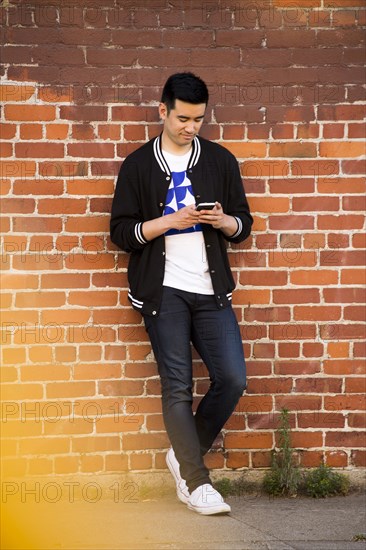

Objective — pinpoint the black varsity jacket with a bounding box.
[110,134,253,316]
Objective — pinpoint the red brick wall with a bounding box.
[1,0,365,479]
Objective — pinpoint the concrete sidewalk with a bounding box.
[2,489,366,549]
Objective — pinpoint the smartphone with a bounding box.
[196,202,216,211]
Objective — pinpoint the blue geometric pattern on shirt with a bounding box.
[163,170,202,236]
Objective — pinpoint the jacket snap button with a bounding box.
[166,176,170,180]
[159,202,163,207]
[152,311,157,315]
[211,270,215,274]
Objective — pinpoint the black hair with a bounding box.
[161,72,209,112]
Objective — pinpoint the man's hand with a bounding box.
[198,202,238,237]
[168,204,201,230]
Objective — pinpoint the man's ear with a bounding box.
[158,102,168,121]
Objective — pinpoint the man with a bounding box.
[110,72,252,515]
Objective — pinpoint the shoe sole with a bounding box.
[187,503,231,515]
[166,452,189,505]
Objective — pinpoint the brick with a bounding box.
[344,306,366,322]
[71,124,96,140]
[226,451,250,469]
[130,453,153,470]
[112,106,158,122]
[342,160,366,175]
[297,124,319,139]
[237,395,273,414]
[15,143,64,158]
[352,234,366,248]
[67,178,114,195]
[269,251,317,267]
[353,343,366,357]
[5,105,55,121]
[319,177,365,195]
[325,395,366,411]
[269,215,314,231]
[64,216,109,233]
[232,288,271,306]
[0,84,36,102]
[290,270,338,286]
[274,360,320,375]
[326,432,365,448]
[269,178,315,194]
[247,377,292,394]
[293,196,339,212]
[294,306,341,321]
[275,395,321,411]
[270,142,317,158]
[225,432,273,450]
[220,142,266,158]
[320,141,365,158]
[351,451,366,467]
[247,125,270,140]
[244,307,290,323]
[19,124,42,140]
[215,29,263,47]
[295,377,342,393]
[105,454,129,471]
[123,432,169,451]
[72,436,120,453]
[38,86,73,103]
[327,342,350,359]
[348,123,366,139]
[344,196,366,212]
[98,380,144,397]
[215,106,264,124]
[321,324,365,341]
[345,378,366,393]
[86,48,138,66]
[67,143,114,158]
[302,343,324,358]
[1,161,37,179]
[318,215,364,230]
[96,414,144,433]
[322,124,344,139]
[278,342,300,358]
[348,414,366,428]
[292,160,339,178]
[46,382,95,399]
[241,160,289,179]
[0,198,36,214]
[15,292,65,309]
[274,289,320,304]
[251,451,272,468]
[60,106,108,121]
[289,432,323,449]
[98,124,121,141]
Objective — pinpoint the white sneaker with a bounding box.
[187,484,231,515]
[166,448,190,504]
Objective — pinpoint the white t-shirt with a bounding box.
[162,149,214,295]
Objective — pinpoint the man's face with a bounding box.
[159,99,206,151]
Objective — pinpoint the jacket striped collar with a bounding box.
[153,134,201,175]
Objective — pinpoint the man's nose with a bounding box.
[185,121,195,133]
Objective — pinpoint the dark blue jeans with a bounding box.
[143,286,247,493]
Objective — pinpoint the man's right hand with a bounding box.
[141,205,200,242]
[168,204,200,230]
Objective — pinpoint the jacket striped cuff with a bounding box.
[134,222,148,245]
[230,216,242,239]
